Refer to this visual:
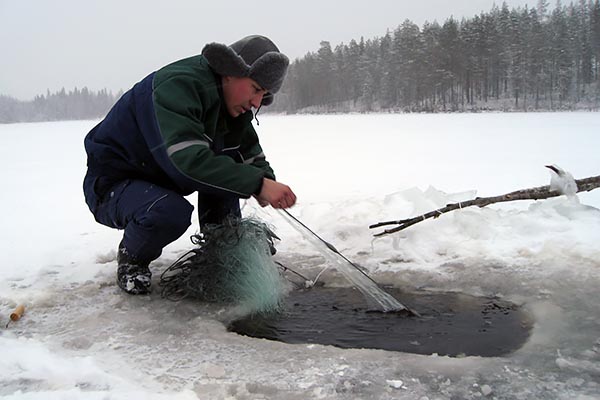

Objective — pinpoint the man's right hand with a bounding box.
[255,178,296,209]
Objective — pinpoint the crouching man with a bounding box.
[83,35,296,294]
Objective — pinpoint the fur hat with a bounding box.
[202,35,289,106]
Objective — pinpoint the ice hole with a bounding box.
[229,287,533,357]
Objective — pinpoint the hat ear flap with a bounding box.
[202,42,250,77]
[261,92,274,106]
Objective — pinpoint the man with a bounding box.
[83,35,296,295]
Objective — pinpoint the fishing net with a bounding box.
[159,217,290,314]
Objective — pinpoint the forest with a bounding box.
[0,88,121,123]
[2,1,599,122]
[271,0,600,113]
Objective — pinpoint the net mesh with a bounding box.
[159,217,289,314]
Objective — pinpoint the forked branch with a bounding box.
[369,175,600,237]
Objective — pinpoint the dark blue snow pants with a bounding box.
[92,179,240,264]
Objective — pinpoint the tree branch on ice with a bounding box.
[370,167,600,237]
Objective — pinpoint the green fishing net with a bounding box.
[159,217,290,314]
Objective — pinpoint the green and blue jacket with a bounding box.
[83,55,274,211]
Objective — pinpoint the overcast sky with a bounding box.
[1,0,535,100]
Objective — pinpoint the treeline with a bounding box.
[271,0,600,113]
[0,87,121,124]
[3,1,600,121]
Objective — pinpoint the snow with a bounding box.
[547,164,578,197]
[1,112,600,399]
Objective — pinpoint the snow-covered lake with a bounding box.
[1,112,599,399]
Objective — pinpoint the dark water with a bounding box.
[229,287,533,357]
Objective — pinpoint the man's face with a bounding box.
[221,76,267,118]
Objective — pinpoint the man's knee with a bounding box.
[142,194,194,237]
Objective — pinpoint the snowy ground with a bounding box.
[1,112,600,399]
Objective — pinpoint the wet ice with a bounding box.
[1,113,600,399]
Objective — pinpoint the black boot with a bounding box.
[116,242,152,295]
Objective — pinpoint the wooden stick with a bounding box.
[370,175,600,237]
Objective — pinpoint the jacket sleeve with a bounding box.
[152,75,267,198]
[238,123,276,181]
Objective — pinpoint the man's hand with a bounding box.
[255,178,296,208]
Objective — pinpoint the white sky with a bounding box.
[0,0,534,100]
